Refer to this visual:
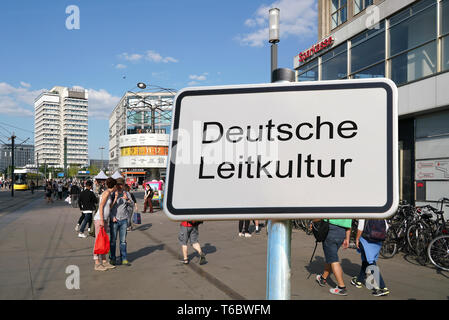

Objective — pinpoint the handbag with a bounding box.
[93,226,110,255]
[132,212,142,224]
[309,219,330,263]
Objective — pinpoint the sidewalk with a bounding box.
[0,191,448,300]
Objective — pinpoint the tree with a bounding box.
[88,164,100,177]
[68,165,81,178]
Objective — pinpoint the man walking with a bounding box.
[109,177,134,266]
[77,180,97,238]
[178,221,207,265]
[70,182,81,208]
[315,218,352,296]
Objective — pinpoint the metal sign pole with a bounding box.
[266,68,295,300]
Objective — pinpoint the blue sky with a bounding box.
[0,0,317,159]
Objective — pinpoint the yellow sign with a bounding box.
[121,146,168,157]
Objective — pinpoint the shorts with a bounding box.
[178,225,199,245]
[322,224,346,264]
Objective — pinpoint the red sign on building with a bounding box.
[298,36,334,63]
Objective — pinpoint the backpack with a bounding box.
[362,219,386,242]
[309,219,329,263]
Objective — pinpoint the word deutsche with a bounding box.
[202,117,358,144]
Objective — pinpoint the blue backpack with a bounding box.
[362,219,387,242]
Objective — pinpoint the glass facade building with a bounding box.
[299,0,449,216]
[299,0,447,86]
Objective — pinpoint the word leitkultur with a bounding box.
[199,117,359,180]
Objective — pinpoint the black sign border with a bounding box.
[166,82,394,216]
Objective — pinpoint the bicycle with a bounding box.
[427,234,449,271]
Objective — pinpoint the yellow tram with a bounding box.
[13,169,45,191]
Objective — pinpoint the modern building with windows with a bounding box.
[34,86,89,168]
[109,91,174,184]
[0,144,34,172]
[296,0,449,214]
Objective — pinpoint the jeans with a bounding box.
[356,241,386,289]
[110,219,128,262]
[79,212,92,233]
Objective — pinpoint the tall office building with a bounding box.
[34,86,88,168]
[0,144,34,172]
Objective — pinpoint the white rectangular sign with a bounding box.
[164,79,398,220]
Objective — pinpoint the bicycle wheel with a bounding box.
[427,235,449,271]
[406,224,419,255]
[415,230,432,266]
[380,228,398,259]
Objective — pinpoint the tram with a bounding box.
[13,169,45,191]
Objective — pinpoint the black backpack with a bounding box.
[362,219,386,242]
[309,219,329,263]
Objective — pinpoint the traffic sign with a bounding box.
[164,79,398,220]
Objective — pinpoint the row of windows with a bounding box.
[299,0,449,86]
[332,0,375,29]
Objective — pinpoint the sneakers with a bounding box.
[316,274,327,287]
[244,233,252,238]
[87,228,91,232]
[199,254,207,265]
[94,264,107,271]
[75,224,80,231]
[238,232,244,237]
[372,288,390,297]
[109,259,116,266]
[78,233,87,238]
[121,260,131,266]
[102,261,116,269]
[350,276,362,289]
[330,286,348,296]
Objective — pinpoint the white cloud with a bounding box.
[119,52,143,62]
[115,64,127,69]
[189,73,208,81]
[20,81,31,88]
[86,88,121,120]
[237,0,317,47]
[0,82,120,120]
[119,50,178,64]
[0,82,46,116]
[145,50,178,63]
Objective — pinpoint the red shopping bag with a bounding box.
[94,226,110,255]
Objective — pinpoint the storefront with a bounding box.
[296,0,449,215]
[118,133,169,184]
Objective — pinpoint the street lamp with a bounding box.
[269,8,280,80]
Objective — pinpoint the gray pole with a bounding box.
[266,68,295,300]
[36,152,39,187]
[10,133,16,197]
[271,43,278,81]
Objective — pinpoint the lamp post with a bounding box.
[269,8,280,81]
[266,7,294,301]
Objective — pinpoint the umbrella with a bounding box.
[94,170,108,180]
[111,171,123,179]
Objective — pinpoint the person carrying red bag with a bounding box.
[92,177,117,271]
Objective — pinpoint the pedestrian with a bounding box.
[77,180,98,238]
[30,181,35,194]
[351,219,390,297]
[109,177,134,266]
[45,182,53,204]
[124,184,138,231]
[70,182,81,208]
[92,177,117,271]
[238,220,251,238]
[314,218,352,296]
[254,220,261,234]
[178,221,207,265]
[143,184,154,213]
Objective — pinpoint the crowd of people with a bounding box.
[0,178,13,190]
[38,176,390,297]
